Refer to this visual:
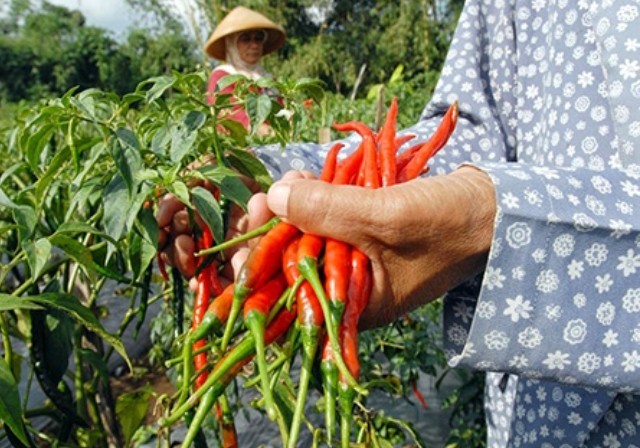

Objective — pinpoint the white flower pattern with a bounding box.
[255,0,640,444]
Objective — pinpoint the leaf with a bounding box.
[55,222,116,245]
[247,94,272,135]
[25,124,54,171]
[13,205,37,243]
[191,187,224,244]
[111,130,143,194]
[136,206,159,247]
[41,310,74,383]
[0,358,30,447]
[129,232,156,282]
[115,385,152,444]
[224,149,273,191]
[103,174,129,242]
[0,295,44,311]
[78,349,109,385]
[144,76,175,103]
[0,187,18,209]
[25,292,131,371]
[183,110,206,131]
[166,180,191,208]
[25,238,52,280]
[151,125,171,155]
[197,166,252,211]
[169,121,198,164]
[35,145,71,202]
[49,234,95,274]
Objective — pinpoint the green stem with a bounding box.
[219,285,248,353]
[322,359,338,446]
[160,335,254,427]
[287,325,319,448]
[0,313,13,369]
[182,385,217,448]
[298,258,366,395]
[244,311,278,421]
[339,383,356,448]
[195,217,281,258]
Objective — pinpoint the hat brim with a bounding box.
[204,7,286,60]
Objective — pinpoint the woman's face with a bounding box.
[236,29,267,65]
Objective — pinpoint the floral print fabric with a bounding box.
[254,0,640,445]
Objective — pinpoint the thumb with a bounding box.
[267,179,377,245]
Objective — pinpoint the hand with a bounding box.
[259,167,496,329]
[155,177,266,287]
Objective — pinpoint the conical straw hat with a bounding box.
[204,6,286,60]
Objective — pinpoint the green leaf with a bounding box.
[0,358,30,447]
[144,76,175,103]
[224,149,273,191]
[24,292,131,371]
[0,187,18,209]
[35,145,71,202]
[191,187,224,244]
[111,130,143,194]
[55,222,116,245]
[183,110,206,131]
[103,174,129,242]
[197,166,252,211]
[25,123,55,171]
[136,206,159,247]
[116,385,152,444]
[0,294,44,311]
[247,94,272,135]
[151,125,171,155]
[166,180,191,208]
[13,205,37,243]
[49,234,95,274]
[129,232,156,282]
[25,238,52,280]
[42,310,74,382]
[78,349,109,385]
[169,121,198,164]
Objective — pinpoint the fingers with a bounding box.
[267,179,379,247]
[156,194,185,228]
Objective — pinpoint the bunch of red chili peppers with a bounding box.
[159,98,459,448]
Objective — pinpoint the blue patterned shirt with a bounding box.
[255,0,640,445]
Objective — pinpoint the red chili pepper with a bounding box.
[320,142,345,183]
[215,400,238,448]
[377,97,399,187]
[394,133,416,150]
[333,142,364,185]
[157,253,170,282]
[243,274,288,421]
[338,247,373,448]
[397,101,459,182]
[221,221,300,351]
[411,380,428,410]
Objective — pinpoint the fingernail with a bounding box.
[268,181,291,218]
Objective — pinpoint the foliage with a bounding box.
[0,0,198,102]
[0,69,320,446]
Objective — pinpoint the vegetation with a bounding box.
[0,1,486,447]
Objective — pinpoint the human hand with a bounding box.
[258,167,496,329]
[155,177,266,288]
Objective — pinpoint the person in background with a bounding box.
[203,6,285,133]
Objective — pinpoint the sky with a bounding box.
[47,0,137,35]
[46,0,191,37]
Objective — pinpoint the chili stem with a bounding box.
[195,217,281,257]
[298,259,366,395]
